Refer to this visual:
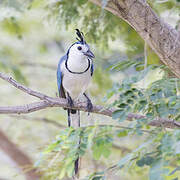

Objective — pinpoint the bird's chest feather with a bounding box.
[60,58,92,98]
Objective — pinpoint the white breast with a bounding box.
[60,57,92,100]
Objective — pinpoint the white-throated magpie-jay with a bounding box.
[56,29,95,175]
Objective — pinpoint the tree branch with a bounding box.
[9,115,154,134]
[0,72,52,101]
[0,72,180,128]
[9,115,65,128]
[88,0,180,78]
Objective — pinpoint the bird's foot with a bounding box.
[67,95,74,108]
[83,93,93,115]
[87,98,93,113]
[67,93,76,114]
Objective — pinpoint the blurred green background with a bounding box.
[0,0,180,179]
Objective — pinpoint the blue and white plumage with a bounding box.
[57,29,94,103]
[56,29,94,175]
[57,42,94,100]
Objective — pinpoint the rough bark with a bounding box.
[89,0,180,77]
[0,130,40,180]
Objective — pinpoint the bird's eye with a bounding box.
[77,46,82,50]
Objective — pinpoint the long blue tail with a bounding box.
[67,109,80,176]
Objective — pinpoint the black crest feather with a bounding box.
[75,29,86,44]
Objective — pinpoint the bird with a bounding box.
[56,29,95,175]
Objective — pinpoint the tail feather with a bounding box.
[71,109,77,114]
[67,109,71,127]
[74,157,79,175]
[67,110,80,176]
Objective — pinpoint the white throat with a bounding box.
[66,54,89,73]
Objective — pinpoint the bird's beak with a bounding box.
[83,50,95,59]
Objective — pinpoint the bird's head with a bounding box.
[68,29,95,59]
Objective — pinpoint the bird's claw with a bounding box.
[87,99,93,114]
[83,93,93,115]
[67,95,74,108]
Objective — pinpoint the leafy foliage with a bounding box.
[112,68,180,122]
[37,126,113,179]
[40,127,90,179]
[101,67,180,180]
[36,66,180,179]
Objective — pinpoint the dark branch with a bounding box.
[0,130,40,180]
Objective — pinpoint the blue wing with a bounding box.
[91,63,94,76]
[57,55,67,98]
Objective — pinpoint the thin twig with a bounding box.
[9,115,65,128]
[83,124,154,134]
[144,41,148,69]
[0,130,40,180]
[0,72,52,101]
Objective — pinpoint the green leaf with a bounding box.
[102,147,111,158]
[118,153,133,168]
[44,142,59,154]
[145,156,155,165]
[149,159,165,180]
[118,103,128,108]
[108,60,136,72]
[117,129,128,137]
[169,167,180,176]
[92,145,102,160]
[172,178,178,180]
[136,156,155,167]
[124,90,133,96]
[58,167,66,179]
[92,176,104,180]
[136,158,145,167]
[67,162,74,178]
[112,109,124,119]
